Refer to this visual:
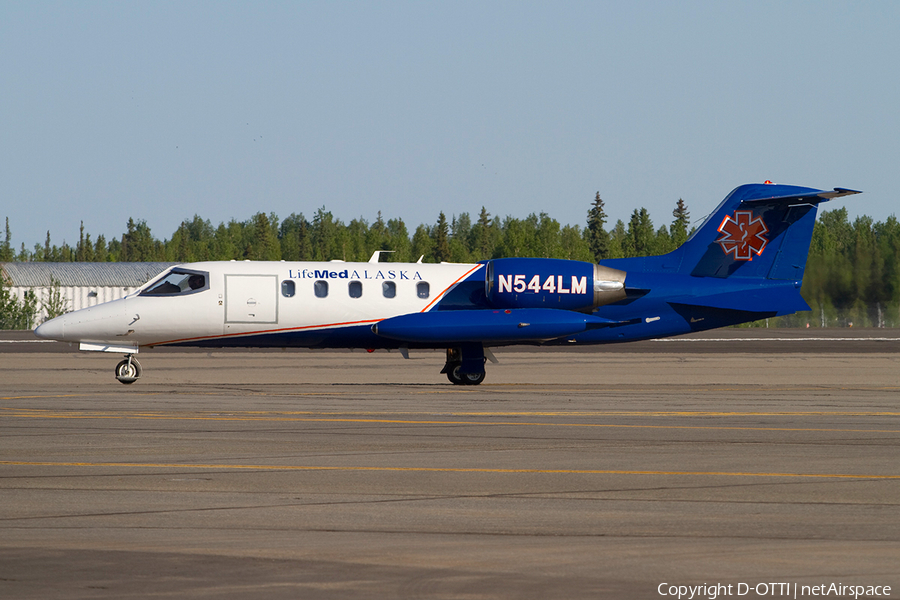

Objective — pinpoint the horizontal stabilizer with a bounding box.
[670,286,810,315]
[372,309,621,344]
[741,187,861,207]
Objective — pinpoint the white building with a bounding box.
[1,262,176,324]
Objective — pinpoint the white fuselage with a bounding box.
[35,260,484,350]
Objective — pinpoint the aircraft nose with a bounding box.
[34,316,65,340]
[34,299,129,343]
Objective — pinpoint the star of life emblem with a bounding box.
[715,210,769,261]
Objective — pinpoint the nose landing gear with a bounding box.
[115,355,142,384]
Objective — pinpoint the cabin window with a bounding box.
[382,281,396,298]
[281,280,295,298]
[348,281,362,298]
[141,269,208,296]
[314,280,328,298]
[417,282,430,299]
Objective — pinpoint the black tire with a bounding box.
[115,358,142,384]
[461,370,485,385]
[447,367,464,385]
[447,365,485,386]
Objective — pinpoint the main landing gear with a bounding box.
[441,345,487,385]
[115,354,142,384]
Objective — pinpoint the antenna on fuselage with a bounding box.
[368,250,395,263]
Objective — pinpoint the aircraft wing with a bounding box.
[372,309,624,344]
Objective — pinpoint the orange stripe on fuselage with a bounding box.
[153,318,382,346]
[152,264,483,347]
[421,263,483,313]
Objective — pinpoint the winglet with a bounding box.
[817,187,862,200]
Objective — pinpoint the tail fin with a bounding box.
[673,183,859,280]
[599,184,860,325]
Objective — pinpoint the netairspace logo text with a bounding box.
[658,582,892,600]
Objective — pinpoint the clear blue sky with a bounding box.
[1,1,897,251]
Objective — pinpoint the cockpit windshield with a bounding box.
[141,268,208,296]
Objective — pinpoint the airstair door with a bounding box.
[225,274,278,324]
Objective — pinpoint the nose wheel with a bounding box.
[115,355,142,384]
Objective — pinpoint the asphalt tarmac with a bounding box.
[2,330,900,598]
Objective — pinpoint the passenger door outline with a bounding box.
[224,274,278,324]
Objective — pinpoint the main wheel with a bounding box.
[447,365,485,386]
[115,357,142,384]
[447,366,463,385]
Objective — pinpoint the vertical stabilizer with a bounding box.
[613,183,861,281]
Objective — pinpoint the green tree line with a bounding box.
[2,196,899,327]
[1,198,690,264]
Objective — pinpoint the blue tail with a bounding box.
[607,183,860,282]
[597,183,860,327]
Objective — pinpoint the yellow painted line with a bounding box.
[1,460,898,480]
[124,409,900,417]
[4,385,900,403]
[6,406,900,418]
[0,394,119,401]
[3,410,900,433]
[231,409,900,417]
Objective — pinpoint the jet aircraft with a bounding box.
[34,183,859,384]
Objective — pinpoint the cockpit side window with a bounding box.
[141,269,209,296]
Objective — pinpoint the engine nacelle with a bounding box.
[484,258,626,312]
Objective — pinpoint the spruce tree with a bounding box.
[671,198,690,248]
[472,207,496,260]
[433,212,450,262]
[626,208,654,256]
[411,224,433,262]
[1,218,13,262]
[586,192,610,262]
